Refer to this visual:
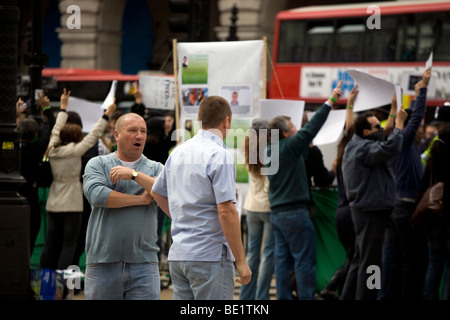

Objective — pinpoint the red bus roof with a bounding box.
[42,68,139,82]
[277,0,450,20]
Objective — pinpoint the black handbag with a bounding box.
[37,146,53,188]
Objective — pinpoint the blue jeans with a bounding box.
[169,245,235,300]
[239,211,275,300]
[270,207,316,300]
[85,262,160,300]
[379,199,428,300]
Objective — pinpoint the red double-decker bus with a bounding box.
[269,0,450,115]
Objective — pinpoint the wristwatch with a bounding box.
[131,169,139,180]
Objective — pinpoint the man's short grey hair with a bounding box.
[268,115,291,132]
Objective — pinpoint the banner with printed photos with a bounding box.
[176,40,264,119]
[175,40,265,184]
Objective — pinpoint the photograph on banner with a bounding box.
[139,75,175,110]
[179,115,252,183]
[181,87,208,114]
[230,117,252,184]
[259,99,305,130]
[219,85,252,116]
[181,54,209,85]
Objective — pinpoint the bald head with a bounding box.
[114,113,147,161]
[115,113,145,133]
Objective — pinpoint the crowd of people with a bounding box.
[14,67,450,300]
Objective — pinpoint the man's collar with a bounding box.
[197,129,226,148]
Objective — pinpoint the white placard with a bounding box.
[395,85,403,111]
[347,69,395,112]
[139,75,175,110]
[101,80,117,110]
[426,51,433,70]
[67,96,103,133]
[259,99,305,130]
[306,109,347,146]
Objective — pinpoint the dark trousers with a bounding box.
[325,204,355,293]
[424,223,450,300]
[379,199,428,299]
[40,211,82,270]
[340,209,390,300]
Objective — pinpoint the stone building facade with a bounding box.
[18,0,380,75]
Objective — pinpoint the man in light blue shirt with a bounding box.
[152,96,251,300]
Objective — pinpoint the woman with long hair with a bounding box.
[239,118,275,300]
[40,89,116,273]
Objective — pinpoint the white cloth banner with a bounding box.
[139,75,176,110]
[177,40,264,119]
[347,69,395,112]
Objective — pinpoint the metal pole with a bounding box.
[0,0,31,300]
[28,0,45,122]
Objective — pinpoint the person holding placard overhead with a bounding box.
[379,67,431,300]
[264,81,343,300]
[341,99,407,300]
[40,89,117,276]
[321,85,358,300]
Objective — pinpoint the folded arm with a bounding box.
[106,190,153,208]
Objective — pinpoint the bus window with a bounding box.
[334,19,365,62]
[304,21,334,62]
[277,20,306,63]
[363,15,397,62]
[417,16,435,61]
[417,12,450,62]
[397,14,417,61]
[434,13,450,61]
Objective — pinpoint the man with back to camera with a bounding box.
[264,81,343,300]
[341,105,407,300]
[151,95,252,300]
